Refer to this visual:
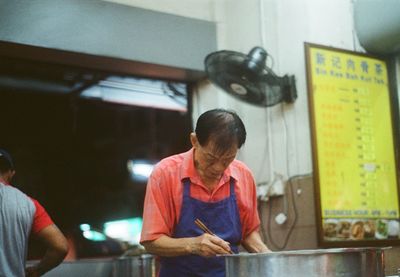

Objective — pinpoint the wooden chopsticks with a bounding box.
[194,218,234,254]
[195,218,216,236]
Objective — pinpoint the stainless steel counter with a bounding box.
[225,248,385,277]
[28,255,154,277]
[40,258,113,277]
[29,249,395,277]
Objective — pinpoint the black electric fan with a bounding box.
[205,47,297,107]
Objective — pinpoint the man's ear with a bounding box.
[190,132,198,148]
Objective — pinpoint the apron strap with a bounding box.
[182,178,191,198]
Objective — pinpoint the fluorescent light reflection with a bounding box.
[80,76,188,112]
[127,160,155,182]
[83,230,107,241]
[103,217,143,245]
[80,223,91,232]
[79,223,107,241]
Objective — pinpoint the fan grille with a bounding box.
[205,50,284,107]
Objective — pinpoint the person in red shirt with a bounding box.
[141,109,270,277]
[0,149,68,277]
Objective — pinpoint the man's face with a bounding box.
[191,133,238,183]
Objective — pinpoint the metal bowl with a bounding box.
[112,254,154,277]
[225,248,385,277]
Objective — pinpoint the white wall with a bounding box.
[199,0,363,185]
[104,0,363,185]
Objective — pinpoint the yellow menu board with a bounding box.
[305,43,400,246]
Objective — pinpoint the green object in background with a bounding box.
[103,217,143,245]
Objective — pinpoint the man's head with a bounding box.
[0,149,16,184]
[191,109,246,182]
[194,109,246,152]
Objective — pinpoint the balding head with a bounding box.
[194,109,246,155]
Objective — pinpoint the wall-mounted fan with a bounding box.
[205,47,297,107]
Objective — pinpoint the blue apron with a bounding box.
[159,177,242,277]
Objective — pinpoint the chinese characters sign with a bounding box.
[305,43,399,246]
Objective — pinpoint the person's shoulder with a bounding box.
[0,183,35,208]
[230,159,255,184]
[230,159,252,173]
[0,182,27,197]
[154,151,187,171]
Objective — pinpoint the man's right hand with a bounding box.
[189,233,232,257]
[141,234,232,257]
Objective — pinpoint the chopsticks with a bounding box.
[195,218,216,236]
[194,218,234,254]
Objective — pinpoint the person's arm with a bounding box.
[241,230,271,253]
[25,224,69,277]
[142,234,232,257]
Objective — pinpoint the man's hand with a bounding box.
[189,233,232,257]
[142,234,232,257]
[242,230,270,253]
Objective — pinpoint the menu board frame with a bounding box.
[305,42,400,247]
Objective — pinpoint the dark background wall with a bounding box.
[0,89,191,230]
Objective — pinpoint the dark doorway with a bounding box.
[0,89,192,228]
[0,49,195,259]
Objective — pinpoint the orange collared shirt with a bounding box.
[140,148,260,243]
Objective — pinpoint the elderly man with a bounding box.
[141,109,270,277]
